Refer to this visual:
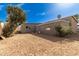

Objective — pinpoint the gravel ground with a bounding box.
[0,33,79,56]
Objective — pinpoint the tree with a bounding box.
[55,25,73,37]
[74,14,79,19]
[57,14,61,19]
[2,6,26,37]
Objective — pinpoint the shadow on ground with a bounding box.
[31,33,79,43]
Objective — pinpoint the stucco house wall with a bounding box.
[16,15,78,35]
[70,16,78,33]
[18,23,40,33]
[36,20,69,35]
[36,16,78,35]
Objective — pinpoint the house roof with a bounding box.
[37,15,78,26]
[72,16,78,23]
[26,23,41,26]
[26,23,41,25]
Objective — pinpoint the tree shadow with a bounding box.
[31,33,79,43]
[0,36,4,40]
[31,33,64,42]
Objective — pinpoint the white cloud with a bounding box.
[37,12,46,16]
[16,3,24,7]
[23,10,31,13]
[0,5,4,11]
[56,3,75,8]
[41,12,46,16]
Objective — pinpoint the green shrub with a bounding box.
[55,25,73,37]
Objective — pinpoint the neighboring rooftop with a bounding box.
[37,15,78,26]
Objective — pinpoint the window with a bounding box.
[45,28,51,31]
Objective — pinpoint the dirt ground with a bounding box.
[0,33,79,56]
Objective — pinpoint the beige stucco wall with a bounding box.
[0,22,4,35]
[36,17,77,35]
[20,23,38,33]
[21,23,26,33]
[70,17,77,33]
[36,21,70,35]
[15,16,77,35]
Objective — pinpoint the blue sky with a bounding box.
[0,3,79,23]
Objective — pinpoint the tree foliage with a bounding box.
[55,25,73,37]
[57,14,61,19]
[2,6,26,37]
[74,14,79,19]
